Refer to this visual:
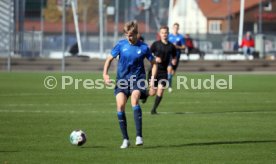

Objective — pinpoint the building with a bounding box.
[198,0,276,34]
[22,0,169,34]
[168,0,207,34]
[168,0,276,34]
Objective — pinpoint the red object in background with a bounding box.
[240,38,255,48]
[185,38,194,49]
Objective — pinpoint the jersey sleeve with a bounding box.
[180,36,185,45]
[150,42,156,56]
[111,42,121,58]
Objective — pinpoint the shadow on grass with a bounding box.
[80,145,106,149]
[144,140,276,149]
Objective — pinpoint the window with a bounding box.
[208,20,222,34]
[264,1,272,11]
[25,0,46,19]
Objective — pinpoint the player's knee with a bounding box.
[116,104,125,111]
[131,90,141,99]
[157,87,164,96]
[148,88,156,96]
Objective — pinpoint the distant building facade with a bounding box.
[169,0,276,34]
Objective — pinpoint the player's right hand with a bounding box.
[155,57,162,63]
[103,74,111,85]
[171,58,177,66]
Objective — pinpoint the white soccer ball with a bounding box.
[69,130,87,146]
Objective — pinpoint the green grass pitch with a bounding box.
[0,72,275,164]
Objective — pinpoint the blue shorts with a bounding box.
[114,80,147,98]
[169,52,181,71]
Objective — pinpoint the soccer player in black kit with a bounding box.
[148,25,177,114]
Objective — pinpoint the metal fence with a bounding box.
[1,0,276,59]
[4,32,275,58]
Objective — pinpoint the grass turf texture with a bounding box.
[0,72,275,164]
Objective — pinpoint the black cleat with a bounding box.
[151,110,157,115]
[140,91,149,104]
[141,96,148,104]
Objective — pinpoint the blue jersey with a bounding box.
[111,39,154,80]
[168,33,185,56]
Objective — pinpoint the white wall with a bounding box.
[168,0,207,34]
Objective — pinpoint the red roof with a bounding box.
[198,0,266,18]
[24,20,154,33]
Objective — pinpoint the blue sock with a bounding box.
[117,111,129,139]
[168,73,173,88]
[132,105,142,137]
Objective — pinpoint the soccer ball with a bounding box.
[69,130,87,146]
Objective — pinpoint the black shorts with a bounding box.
[148,70,168,88]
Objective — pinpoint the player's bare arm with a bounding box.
[103,55,114,85]
[150,60,157,80]
[149,60,157,95]
[174,44,186,50]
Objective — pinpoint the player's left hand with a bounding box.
[171,58,177,66]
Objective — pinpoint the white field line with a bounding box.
[0,100,274,108]
[0,93,99,97]
[0,103,116,107]
[0,109,274,115]
[0,109,113,114]
[0,91,273,98]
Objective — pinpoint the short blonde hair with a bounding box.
[123,21,138,34]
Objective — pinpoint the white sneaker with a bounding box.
[168,87,173,93]
[120,139,130,149]
[135,136,143,146]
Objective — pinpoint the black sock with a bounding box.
[152,96,163,112]
[117,111,129,139]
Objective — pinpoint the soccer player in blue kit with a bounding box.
[168,23,186,92]
[103,21,157,149]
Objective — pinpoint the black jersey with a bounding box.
[150,40,177,73]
